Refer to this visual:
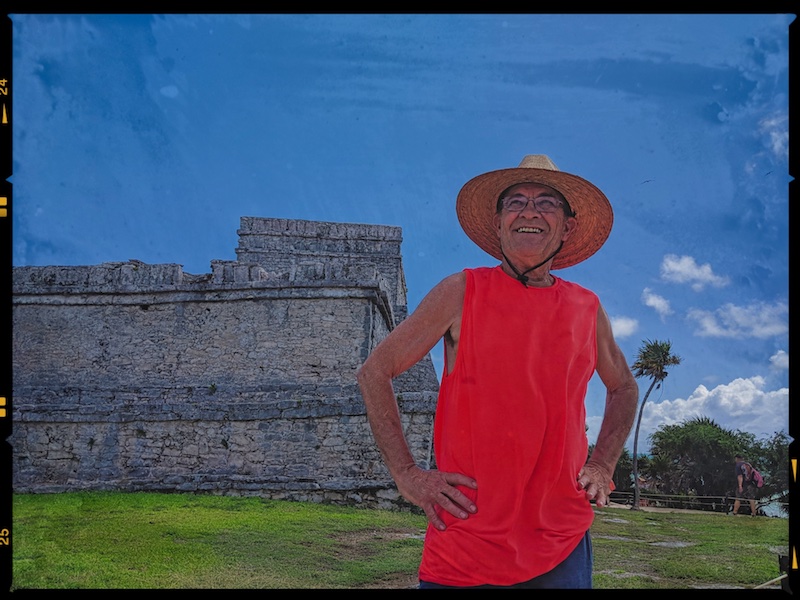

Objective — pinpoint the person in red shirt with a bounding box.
[357,155,639,588]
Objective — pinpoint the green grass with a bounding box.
[591,507,789,589]
[10,491,790,589]
[12,492,426,589]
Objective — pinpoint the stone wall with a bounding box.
[10,217,439,509]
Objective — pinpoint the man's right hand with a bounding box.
[395,465,478,531]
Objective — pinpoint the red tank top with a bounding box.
[418,266,599,586]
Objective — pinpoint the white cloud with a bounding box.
[769,349,789,370]
[641,288,672,320]
[687,301,788,338]
[660,254,731,292]
[585,414,604,448]
[759,112,789,158]
[631,376,788,453]
[611,316,638,338]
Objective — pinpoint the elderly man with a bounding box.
[356,155,639,589]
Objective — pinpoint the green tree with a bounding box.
[643,451,673,493]
[648,416,744,497]
[630,339,681,510]
[750,430,791,516]
[613,447,634,493]
[643,420,789,515]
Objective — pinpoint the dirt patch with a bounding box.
[605,502,719,516]
[333,528,423,589]
[333,528,424,555]
[649,541,695,548]
[356,572,420,589]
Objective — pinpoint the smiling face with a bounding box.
[492,182,577,269]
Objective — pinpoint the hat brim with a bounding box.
[456,167,613,269]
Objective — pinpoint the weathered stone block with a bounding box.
[11,217,439,509]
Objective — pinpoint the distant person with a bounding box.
[357,155,639,588]
[732,454,758,517]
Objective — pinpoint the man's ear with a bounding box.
[561,216,578,241]
[493,212,501,230]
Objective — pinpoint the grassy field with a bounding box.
[10,491,790,590]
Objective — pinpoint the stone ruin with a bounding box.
[10,216,440,509]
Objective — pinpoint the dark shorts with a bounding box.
[739,485,757,500]
[418,530,593,589]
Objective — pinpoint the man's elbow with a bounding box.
[356,356,387,388]
[355,361,371,387]
[624,379,639,409]
[609,377,639,413]
[624,383,639,424]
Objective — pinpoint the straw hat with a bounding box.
[455,155,613,270]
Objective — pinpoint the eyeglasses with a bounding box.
[500,194,565,214]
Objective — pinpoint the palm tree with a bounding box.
[630,339,682,510]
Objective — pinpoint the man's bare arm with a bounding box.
[356,272,477,530]
[578,302,639,507]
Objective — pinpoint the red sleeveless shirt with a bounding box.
[418,266,599,586]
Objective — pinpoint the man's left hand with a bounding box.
[577,461,614,507]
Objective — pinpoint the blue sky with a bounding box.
[9,13,792,454]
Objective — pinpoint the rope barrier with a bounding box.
[609,490,788,513]
[611,491,787,503]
